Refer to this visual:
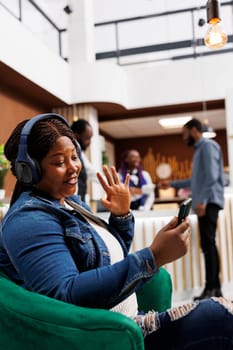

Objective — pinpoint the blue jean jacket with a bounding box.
[0,190,157,310]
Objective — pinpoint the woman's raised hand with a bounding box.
[150,217,191,267]
[97,165,131,216]
[97,165,190,266]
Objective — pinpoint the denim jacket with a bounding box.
[0,190,158,310]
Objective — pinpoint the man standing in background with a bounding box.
[71,119,96,202]
[160,118,224,300]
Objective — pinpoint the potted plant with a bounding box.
[0,144,9,198]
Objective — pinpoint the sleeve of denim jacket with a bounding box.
[107,213,135,253]
[2,208,158,310]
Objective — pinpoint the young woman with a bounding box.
[0,114,233,350]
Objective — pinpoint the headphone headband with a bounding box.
[20,113,69,136]
[15,113,70,186]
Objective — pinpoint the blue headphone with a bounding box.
[15,113,70,186]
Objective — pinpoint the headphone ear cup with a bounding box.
[15,158,41,185]
[31,158,42,184]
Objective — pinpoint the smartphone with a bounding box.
[176,198,192,226]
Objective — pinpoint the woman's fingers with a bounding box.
[158,216,178,232]
[102,165,121,186]
[98,166,129,188]
[150,217,191,267]
[96,172,107,190]
[159,216,190,234]
[110,166,120,184]
[102,165,114,186]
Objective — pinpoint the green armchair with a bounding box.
[0,267,172,350]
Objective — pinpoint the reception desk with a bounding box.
[131,191,233,303]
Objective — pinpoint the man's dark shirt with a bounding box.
[78,159,87,201]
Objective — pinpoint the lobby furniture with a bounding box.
[0,268,171,349]
[0,271,143,350]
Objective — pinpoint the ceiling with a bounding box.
[99,108,226,139]
[95,99,226,139]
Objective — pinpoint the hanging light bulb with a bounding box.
[204,22,227,49]
[204,0,228,49]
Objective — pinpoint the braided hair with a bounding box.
[5,117,78,206]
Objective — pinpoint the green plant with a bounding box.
[0,145,9,189]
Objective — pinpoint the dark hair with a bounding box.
[184,118,203,132]
[5,117,78,206]
[71,119,91,134]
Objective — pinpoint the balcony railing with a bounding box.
[95,1,233,66]
[1,0,233,66]
[0,0,67,59]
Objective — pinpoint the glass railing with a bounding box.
[94,1,233,66]
[0,0,67,59]
[1,0,233,66]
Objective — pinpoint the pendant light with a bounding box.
[204,0,228,49]
[202,119,216,139]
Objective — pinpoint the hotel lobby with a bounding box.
[1,0,233,306]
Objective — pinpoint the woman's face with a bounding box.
[35,136,82,204]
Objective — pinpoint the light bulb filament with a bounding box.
[204,22,228,49]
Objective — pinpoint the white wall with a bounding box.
[93,0,207,23]
[1,2,233,111]
[69,62,129,106]
[126,53,233,109]
[70,53,233,109]
[225,89,233,186]
[0,6,71,103]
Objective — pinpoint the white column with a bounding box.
[66,0,103,201]
[66,1,107,204]
[75,104,103,202]
[68,0,95,64]
[225,89,233,187]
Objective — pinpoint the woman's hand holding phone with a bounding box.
[149,216,191,267]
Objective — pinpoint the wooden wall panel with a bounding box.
[0,85,51,197]
[114,130,228,183]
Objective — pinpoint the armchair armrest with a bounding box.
[0,272,144,350]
